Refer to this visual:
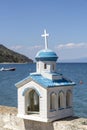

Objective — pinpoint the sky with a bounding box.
[0,0,87,61]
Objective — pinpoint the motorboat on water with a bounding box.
[0,67,16,71]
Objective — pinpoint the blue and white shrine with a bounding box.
[16,30,75,122]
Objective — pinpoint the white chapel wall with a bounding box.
[36,61,56,74]
[47,86,73,119]
[18,80,47,119]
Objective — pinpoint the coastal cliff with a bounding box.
[0,106,87,130]
[0,45,33,63]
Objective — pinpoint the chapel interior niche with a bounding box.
[26,89,39,114]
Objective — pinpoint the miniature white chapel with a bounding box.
[16,30,75,122]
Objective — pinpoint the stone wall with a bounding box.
[0,105,87,130]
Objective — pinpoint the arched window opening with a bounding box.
[44,63,47,69]
[52,64,54,70]
[50,92,56,111]
[27,89,39,114]
[66,90,72,107]
[58,91,64,109]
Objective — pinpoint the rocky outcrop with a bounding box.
[0,105,87,130]
[53,117,87,130]
[0,106,24,130]
[0,44,33,63]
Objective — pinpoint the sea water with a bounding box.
[0,63,87,118]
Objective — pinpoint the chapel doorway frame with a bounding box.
[23,87,40,115]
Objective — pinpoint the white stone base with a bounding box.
[17,112,73,123]
[17,114,50,122]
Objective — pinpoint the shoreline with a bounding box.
[0,62,33,64]
[0,105,87,130]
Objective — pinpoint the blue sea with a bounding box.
[0,63,87,118]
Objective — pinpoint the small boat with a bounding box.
[0,67,16,71]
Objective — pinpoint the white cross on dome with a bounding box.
[41,29,49,50]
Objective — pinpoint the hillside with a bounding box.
[0,44,33,63]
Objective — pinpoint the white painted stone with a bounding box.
[16,30,75,122]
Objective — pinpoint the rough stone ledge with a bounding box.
[0,105,87,130]
[0,105,17,115]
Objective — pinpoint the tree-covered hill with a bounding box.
[0,44,33,63]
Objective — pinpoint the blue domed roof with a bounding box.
[35,49,58,61]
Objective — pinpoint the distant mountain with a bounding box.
[0,44,33,63]
[75,57,87,62]
[59,57,87,63]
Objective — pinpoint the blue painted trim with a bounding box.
[22,86,41,96]
[35,49,58,61]
[16,73,75,89]
[30,74,75,88]
[35,57,58,61]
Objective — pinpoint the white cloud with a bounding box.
[11,45,24,50]
[9,44,43,60]
[10,44,42,51]
[56,43,87,49]
[54,42,87,60]
[27,45,42,50]
[9,43,87,61]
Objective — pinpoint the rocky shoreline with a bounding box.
[0,105,87,130]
